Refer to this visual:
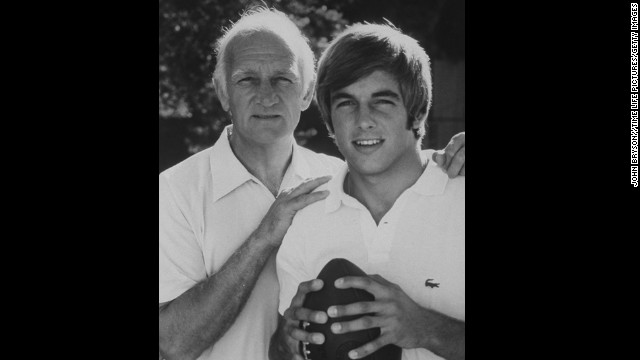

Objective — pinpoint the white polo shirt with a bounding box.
[277,151,464,360]
[159,125,343,360]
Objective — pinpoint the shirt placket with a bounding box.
[362,194,409,264]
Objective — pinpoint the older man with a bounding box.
[159,7,465,360]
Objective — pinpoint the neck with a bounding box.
[229,130,294,196]
[346,149,426,224]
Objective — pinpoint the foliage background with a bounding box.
[159,0,465,173]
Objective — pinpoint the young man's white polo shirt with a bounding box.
[276,151,464,360]
[159,125,342,360]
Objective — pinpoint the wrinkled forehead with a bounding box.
[226,30,299,73]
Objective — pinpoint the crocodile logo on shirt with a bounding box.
[424,279,440,288]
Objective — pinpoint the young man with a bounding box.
[159,8,466,360]
[273,23,465,360]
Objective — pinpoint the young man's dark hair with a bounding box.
[315,22,433,140]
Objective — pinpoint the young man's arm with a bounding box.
[327,275,464,360]
[158,176,331,360]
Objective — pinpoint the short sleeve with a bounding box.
[276,216,311,315]
[159,174,207,303]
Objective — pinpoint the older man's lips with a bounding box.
[252,114,281,119]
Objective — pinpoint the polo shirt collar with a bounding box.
[288,138,311,180]
[409,151,449,196]
[210,125,312,203]
[210,125,255,203]
[324,162,356,214]
[323,151,449,213]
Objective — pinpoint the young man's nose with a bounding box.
[355,108,376,129]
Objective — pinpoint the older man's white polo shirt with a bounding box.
[276,152,464,360]
[159,125,342,360]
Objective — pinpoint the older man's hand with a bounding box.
[254,176,331,248]
[432,132,465,178]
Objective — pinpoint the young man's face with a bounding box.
[330,70,419,177]
[221,31,312,146]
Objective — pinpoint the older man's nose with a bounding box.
[257,83,278,107]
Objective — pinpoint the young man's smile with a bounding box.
[351,138,385,154]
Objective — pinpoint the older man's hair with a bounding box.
[316,23,433,140]
[212,6,316,102]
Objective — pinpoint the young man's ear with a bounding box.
[411,115,425,131]
[412,106,429,130]
[300,79,316,111]
[412,118,422,131]
[214,78,230,112]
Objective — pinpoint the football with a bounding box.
[300,258,401,360]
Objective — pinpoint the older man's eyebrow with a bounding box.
[230,70,256,79]
[273,70,298,78]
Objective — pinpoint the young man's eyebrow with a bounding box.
[371,90,401,99]
[330,92,354,102]
[330,89,401,103]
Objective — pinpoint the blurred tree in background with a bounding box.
[159,0,465,173]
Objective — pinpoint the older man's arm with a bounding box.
[432,132,465,178]
[159,232,276,360]
[159,176,331,360]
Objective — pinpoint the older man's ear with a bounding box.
[301,79,316,111]
[432,132,465,178]
[214,78,230,112]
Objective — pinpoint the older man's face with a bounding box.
[224,31,310,146]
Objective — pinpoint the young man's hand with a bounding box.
[270,279,328,360]
[325,274,430,359]
[433,132,465,178]
[327,274,465,360]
